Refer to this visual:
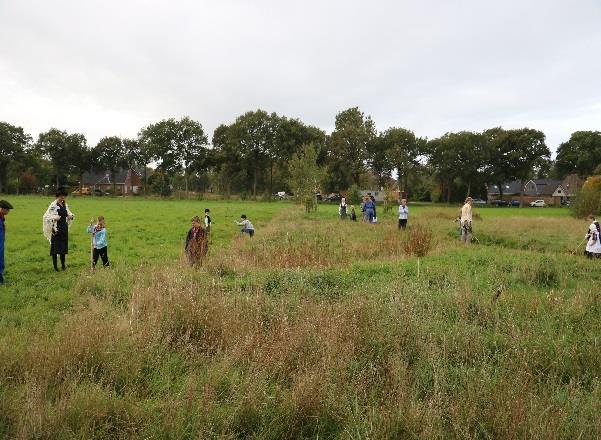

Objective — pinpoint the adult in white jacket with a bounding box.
[43,189,74,271]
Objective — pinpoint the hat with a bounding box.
[0,200,13,210]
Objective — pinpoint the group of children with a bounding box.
[339,196,410,230]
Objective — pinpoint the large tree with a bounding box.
[36,128,86,189]
[139,117,209,196]
[484,127,550,205]
[382,127,426,193]
[93,136,126,195]
[326,107,376,190]
[427,134,463,203]
[555,131,601,178]
[288,143,325,212]
[69,134,91,193]
[0,122,31,193]
[228,110,279,197]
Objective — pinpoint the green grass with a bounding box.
[0,196,599,439]
[0,196,287,328]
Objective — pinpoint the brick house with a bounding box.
[487,179,569,206]
[82,169,142,195]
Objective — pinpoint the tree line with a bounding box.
[1,108,599,201]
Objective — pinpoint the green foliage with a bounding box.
[346,184,362,205]
[288,143,324,213]
[325,107,376,190]
[555,131,601,178]
[570,185,601,217]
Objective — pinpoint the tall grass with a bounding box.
[0,204,600,438]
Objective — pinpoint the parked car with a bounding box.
[324,193,342,203]
[93,188,109,196]
[493,199,509,207]
[314,192,322,201]
[529,199,546,207]
[276,191,288,200]
[510,200,521,207]
[471,198,487,206]
[561,199,571,207]
[71,187,91,196]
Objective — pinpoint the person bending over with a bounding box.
[236,214,255,238]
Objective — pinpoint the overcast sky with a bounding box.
[1,0,600,154]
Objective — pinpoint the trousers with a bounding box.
[93,246,110,267]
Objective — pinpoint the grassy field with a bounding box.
[0,196,599,439]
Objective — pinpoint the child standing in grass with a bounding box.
[398,199,409,230]
[236,214,255,237]
[350,205,357,221]
[185,216,208,265]
[87,216,110,269]
[204,208,212,233]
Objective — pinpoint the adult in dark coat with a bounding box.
[0,200,14,285]
[43,189,74,271]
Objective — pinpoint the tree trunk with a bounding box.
[112,171,117,196]
[269,161,273,196]
[519,179,524,208]
[16,176,20,195]
[184,167,189,198]
[498,182,504,203]
[447,179,451,204]
[56,174,59,190]
[253,167,257,199]
[466,182,471,197]
[144,166,148,195]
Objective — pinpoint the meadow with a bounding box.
[0,196,599,439]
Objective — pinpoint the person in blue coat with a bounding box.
[0,200,14,285]
[87,215,110,268]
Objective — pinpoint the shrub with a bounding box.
[403,224,433,257]
[571,178,601,217]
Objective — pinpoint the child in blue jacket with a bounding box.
[87,216,110,268]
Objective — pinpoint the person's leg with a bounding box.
[398,219,401,230]
[52,254,59,271]
[0,248,4,284]
[249,229,254,238]
[93,248,100,268]
[401,219,407,230]
[100,247,110,267]
[60,254,66,270]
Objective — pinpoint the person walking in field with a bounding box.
[0,200,14,285]
[398,198,409,230]
[87,215,110,268]
[236,214,255,237]
[584,214,601,258]
[43,189,74,271]
[363,195,376,223]
[204,208,212,233]
[339,197,348,220]
[460,197,473,244]
[185,216,208,265]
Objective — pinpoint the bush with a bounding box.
[403,224,433,257]
[570,186,601,217]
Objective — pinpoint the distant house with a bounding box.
[82,169,142,195]
[487,179,568,206]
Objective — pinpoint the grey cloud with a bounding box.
[1,0,600,151]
